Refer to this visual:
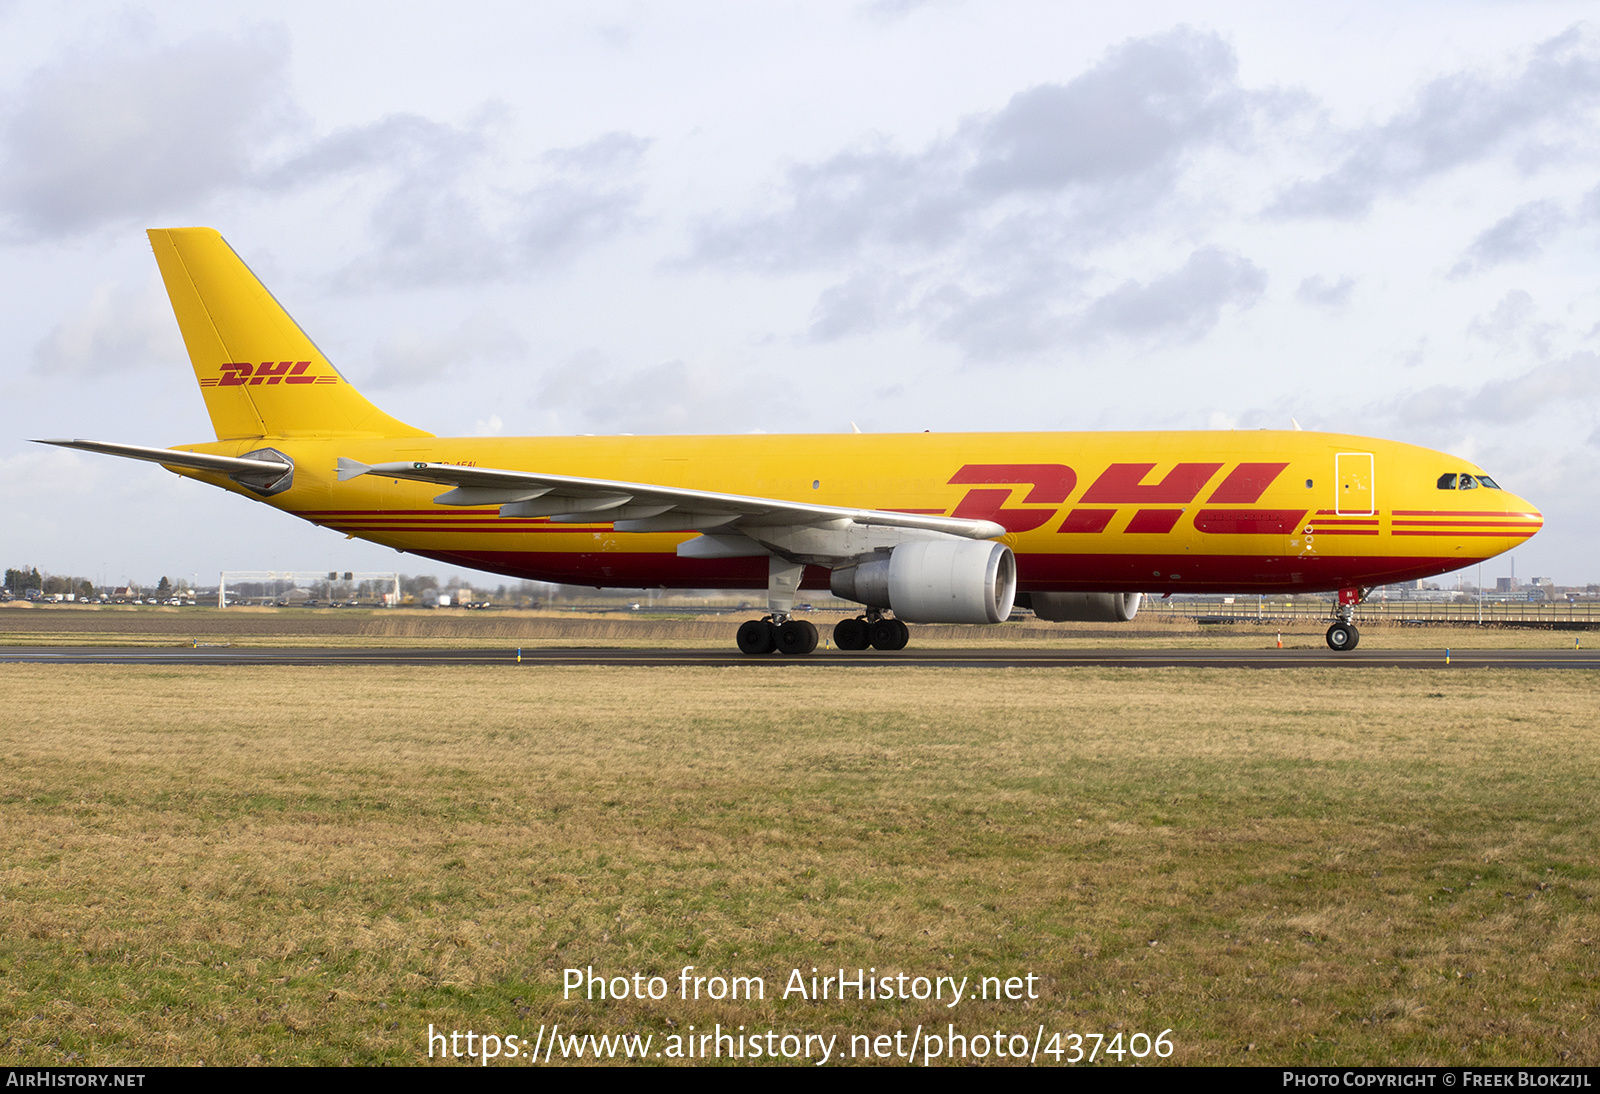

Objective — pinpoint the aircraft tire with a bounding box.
[777,619,819,655]
[1326,622,1359,652]
[869,618,910,651]
[833,617,870,650]
[737,619,778,655]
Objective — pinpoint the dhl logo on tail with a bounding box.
[200,361,340,387]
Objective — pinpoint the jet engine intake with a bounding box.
[1021,592,1143,622]
[830,540,1016,624]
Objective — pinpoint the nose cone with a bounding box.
[1501,492,1543,541]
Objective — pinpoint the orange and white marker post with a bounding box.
[1276,631,1282,649]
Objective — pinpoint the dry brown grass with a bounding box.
[1,664,1596,1066]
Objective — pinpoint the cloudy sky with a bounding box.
[3,0,1598,589]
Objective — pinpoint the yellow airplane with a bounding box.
[40,228,1543,654]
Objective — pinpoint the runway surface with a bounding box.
[2,646,1597,668]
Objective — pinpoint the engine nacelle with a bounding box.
[1022,592,1143,622]
[830,540,1016,624]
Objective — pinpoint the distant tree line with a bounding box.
[5,567,95,600]
[5,567,41,594]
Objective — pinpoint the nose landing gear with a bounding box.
[1325,586,1368,651]
[1325,619,1359,651]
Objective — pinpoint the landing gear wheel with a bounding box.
[1326,622,1360,652]
[869,617,910,651]
[777,619,819,655]
[833,617,870,651]
[736,619,777,655]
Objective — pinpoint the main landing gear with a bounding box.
[734,556,908,655]
[735,556,819,655]
[734,613,909,655]
[832,611,908,651]
[736,616,819,656]
[1324,587,1366,652]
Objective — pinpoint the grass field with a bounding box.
[2,662,1596,1066]
[1,602,1591,650]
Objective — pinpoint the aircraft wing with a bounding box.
[338,457,1005,540]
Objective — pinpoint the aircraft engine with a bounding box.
[830,540,1016,624]
[1022,592,1143,622]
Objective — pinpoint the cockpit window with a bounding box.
[1436,473,1457,490]
[1459,473,1479,490]
[1477,475,1501,489]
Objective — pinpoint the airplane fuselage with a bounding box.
[173,428,1541,597]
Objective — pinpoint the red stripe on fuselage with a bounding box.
[408,548,1480,597]
[1194,509,1305,534]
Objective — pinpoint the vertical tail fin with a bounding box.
[148,227,430,441]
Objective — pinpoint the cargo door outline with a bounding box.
[1335,452,1374,516]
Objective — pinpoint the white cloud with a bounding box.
[1072,246,1266,343]
[1466,289,1552,353]
[1449,199,1568,277]
[1295,274,1355,308]
[536,355,769,434]
[696,27,1279,272]
[1270,27,1600,219]
[1395,351,1600,426]
[364,312,529,389]
[0,28,296,238]
[337,129,650,288]
[31,278,181,375]
[691,28,1291,362]
[0,31,650,288]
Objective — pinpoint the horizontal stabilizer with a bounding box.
[36,438,290,476]
[335,457,371,482]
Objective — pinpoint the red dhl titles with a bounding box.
[949,461,1300,535]
[198,361,339,387]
